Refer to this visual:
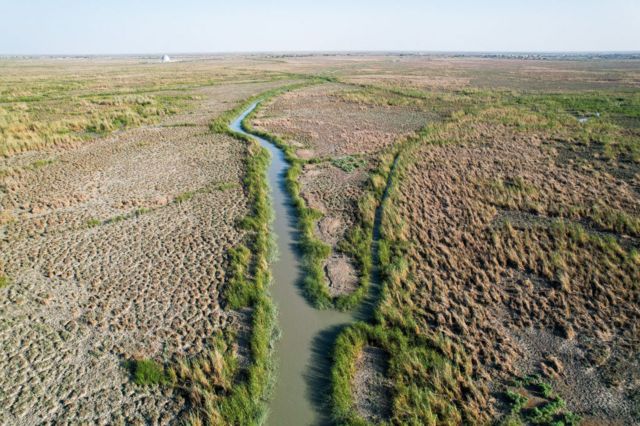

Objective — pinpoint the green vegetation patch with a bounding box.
[174,191,195,204]
[331,155,367,173]
[128,359,169,386]
[501,375,581,426]
[0,275,9,289]
[85,218,102,228]
[332,322,480,425]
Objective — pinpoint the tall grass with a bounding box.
[331,322,480,425]
[122,84,328,425]
[330,108,492,424]
[240,87,402,311]
[0,94,192,157]
[240,99,336,309]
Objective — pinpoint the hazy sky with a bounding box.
[1,0,639,54]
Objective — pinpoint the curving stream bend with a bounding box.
[231,103,354,425]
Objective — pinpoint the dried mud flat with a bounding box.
[252,83,429,295]
[252,83,427,158]
[0,79,294,425]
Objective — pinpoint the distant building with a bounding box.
[161,55,171,63]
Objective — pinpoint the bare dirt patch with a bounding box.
[514,328,636,420]
[324,254,358,297]
[352,346,392,423]
[252,83,428,158]
[300,162,367,244]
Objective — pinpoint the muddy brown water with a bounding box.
[232,103,359,425]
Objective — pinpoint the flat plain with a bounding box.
[250,56,640,424]
[0,58,301,424]
[1,54,639,425]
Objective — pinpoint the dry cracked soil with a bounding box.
[0,77,297,425]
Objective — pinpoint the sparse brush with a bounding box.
[331,155,367,172]
[86,218,101,228]
[174,191,195,204]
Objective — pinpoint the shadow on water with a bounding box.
[304,153,399,423]
[305,323,350,426]
[231,101,398,425]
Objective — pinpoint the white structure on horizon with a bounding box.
[161,55,171,63]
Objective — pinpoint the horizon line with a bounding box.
[2,49,640,58]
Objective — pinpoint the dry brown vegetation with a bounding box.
[382,119,638,421]
[2,54,639,425]
[0,57,290,157]
[251,82,431,300]
[0,57,300,424]
[371,75,639,423]
[245,55,640,424]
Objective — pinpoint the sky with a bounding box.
[1,0,639,54]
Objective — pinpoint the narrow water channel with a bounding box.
[231,103,353,425]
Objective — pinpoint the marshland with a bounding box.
[1,54,638,425]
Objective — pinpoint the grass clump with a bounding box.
[332,155,367,173]
[216,182,237,191]
[0,275,9,289]
[224,245,254,310]
[501,375,580,426]
[129,359,169,386]
[86,218,101,228]
[174,191,195,204]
